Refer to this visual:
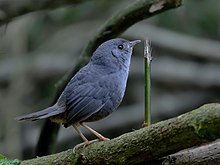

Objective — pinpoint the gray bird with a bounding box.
[16,38,140,146]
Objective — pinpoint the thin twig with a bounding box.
[144,39,152,127]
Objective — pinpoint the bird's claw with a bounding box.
[72,139,99,153]
[72,138,110,153]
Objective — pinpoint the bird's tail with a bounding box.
[15,104,65,121]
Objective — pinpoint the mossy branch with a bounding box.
[21,103,220,165]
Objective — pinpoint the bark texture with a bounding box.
[21,103,220,165]
[163,140,220,165]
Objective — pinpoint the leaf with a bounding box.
[0,155,20,165]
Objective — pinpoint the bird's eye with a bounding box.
[118,44,124,50]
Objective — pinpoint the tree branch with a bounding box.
[0,0,88,25]
[162,140,220,165]
[21,103,220,164]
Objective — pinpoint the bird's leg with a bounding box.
[72,124,88,142]
[80,123,110,141]
[72,124,102,153]
[72,124,91,152]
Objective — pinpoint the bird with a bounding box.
[16,38,141,147]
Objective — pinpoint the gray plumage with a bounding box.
[16,38,140,130]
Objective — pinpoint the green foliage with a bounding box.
[0,154,20,165]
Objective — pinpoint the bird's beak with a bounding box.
[129,40,141,48]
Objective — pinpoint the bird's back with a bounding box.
[60,62,129,127]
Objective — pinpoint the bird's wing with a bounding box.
[65,83,109,125]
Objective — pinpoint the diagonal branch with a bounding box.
[0,0,88,25]
[21,103,220,165]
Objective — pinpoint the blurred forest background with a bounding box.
[0,0,220,160]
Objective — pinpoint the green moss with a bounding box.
[193,123,219,140]
[191,104,220,140]
[70,153,81,164]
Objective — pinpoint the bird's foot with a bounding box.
[72,138,110,153]
[72,139,99,153]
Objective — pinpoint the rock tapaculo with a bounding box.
[17,38,141,145]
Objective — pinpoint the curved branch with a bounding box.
[21,103,220,164]
[0,0,88,25]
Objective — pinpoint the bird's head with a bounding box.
[91,38,141,70]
